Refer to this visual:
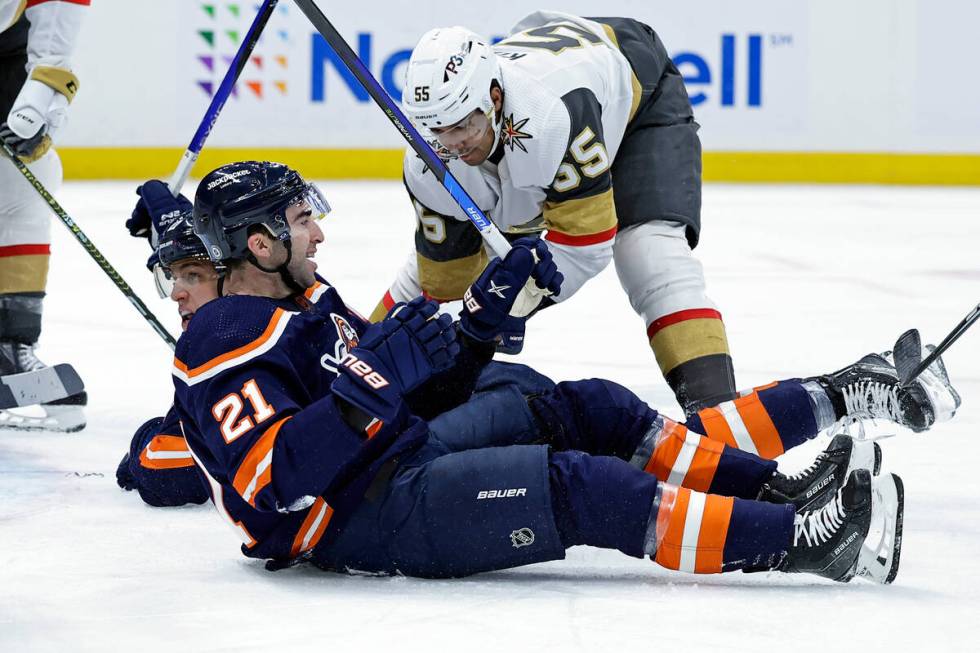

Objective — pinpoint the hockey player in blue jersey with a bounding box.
[115,184,218,507]
[169,160,963,584]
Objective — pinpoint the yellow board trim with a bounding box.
[56,148,406,181]
[55,148,980,185]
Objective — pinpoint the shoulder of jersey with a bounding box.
[174,295,296,385]
[495,65,571,189]
[304,277,335,304]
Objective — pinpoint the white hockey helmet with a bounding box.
[402,27,502,138]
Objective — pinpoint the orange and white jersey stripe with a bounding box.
[303,280,331,303]
[138,434,196,471]
[653,485,734,574]
[290,498,335,558]
[173,308,297,387]
[630,416,723,493]
[232,416,290,508]
[696,390,785,459]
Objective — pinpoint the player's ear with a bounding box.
[247,230,272,261]
[491,84,503,114]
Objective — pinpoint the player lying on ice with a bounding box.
[166,161,958,584]
[115,186,219,506]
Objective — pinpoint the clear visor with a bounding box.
[288,183,332,220]
[152,263,175,299]
[430,109,491,155]
[151,261,219,299]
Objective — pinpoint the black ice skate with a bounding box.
[779,469,903,584]
[811,351,957,433]
[759,433,881,513]
[780,469,872,582]
[0,340,87,433]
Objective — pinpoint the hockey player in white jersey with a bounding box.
[374,12,734,413]
[0,0,88,431]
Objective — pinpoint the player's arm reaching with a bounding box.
[0,0,89,161]
[354,241,562,421]
[116,405,209,507]
[537,88,618,301]
[368,175,488,323]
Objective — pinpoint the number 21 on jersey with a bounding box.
[211,379,275,443]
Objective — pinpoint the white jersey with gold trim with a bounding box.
[404,11,642,300]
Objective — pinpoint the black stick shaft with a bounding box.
[290,0,512,256]
[1,143,177,349]
[905,302,980,384]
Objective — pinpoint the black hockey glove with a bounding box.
[127,179,193,244]
[332,297,459,423]
[0,122,51,163]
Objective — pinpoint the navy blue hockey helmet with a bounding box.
[192,161,330,264]
[149,211,222,298]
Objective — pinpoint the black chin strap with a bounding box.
[246,239,305,294]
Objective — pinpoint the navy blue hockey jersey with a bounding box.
[172,279,444,564]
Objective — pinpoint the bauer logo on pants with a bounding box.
[510,527,535,548]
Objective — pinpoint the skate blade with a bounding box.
[922,344,962,419]
[0,405,86,433]
[844,437,882,477]
[855,473,903,584]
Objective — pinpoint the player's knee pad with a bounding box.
[548,450,659,556]
[381,445,565,578]
[529,378,657,458]
[612,221,713,324]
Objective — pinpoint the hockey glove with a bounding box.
[508,237,563,318]
[0,121,51,163]
[331,297,459,422]
[460,241,563,344]
[127,180,193,244]
[517,237,563,296]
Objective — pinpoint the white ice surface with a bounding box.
[1,182,978,652]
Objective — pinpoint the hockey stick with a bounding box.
[0,142,177,349]
[0,364,83,410]
[290,0,512,258]
[166,0,280,197]
[893,302,980,386]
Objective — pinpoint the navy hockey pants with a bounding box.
[312,364,662,578]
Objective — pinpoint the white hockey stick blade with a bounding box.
[855,473,904,584]
[0,364,84,410]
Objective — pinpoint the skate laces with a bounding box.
[794,490,847,547]
[843,381,902,424]
[14,344,45,373]
[785,452,829,482]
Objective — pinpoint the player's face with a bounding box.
[284,200,324,289]
[431,108,495,165]
[168,259,220,331]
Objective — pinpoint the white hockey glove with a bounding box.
[1,66,79,162]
